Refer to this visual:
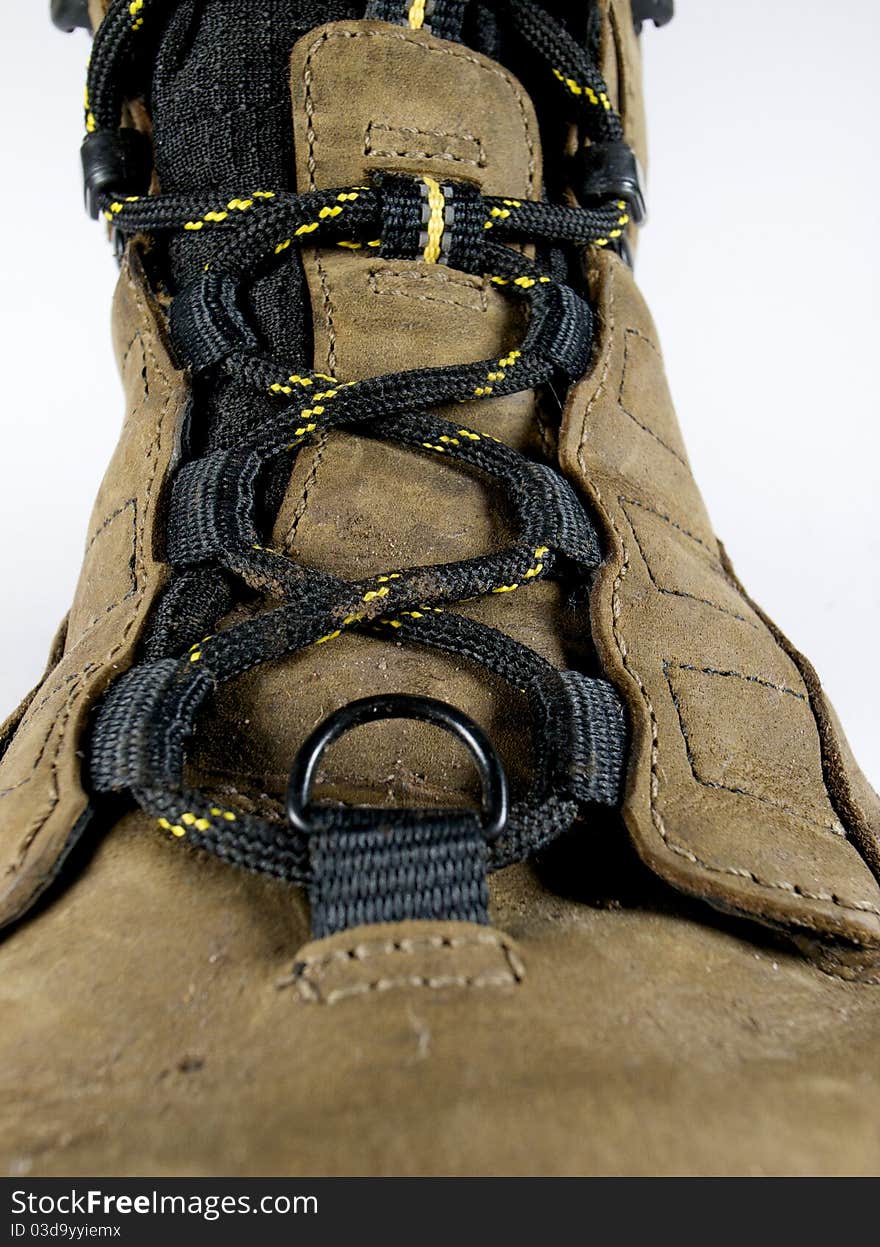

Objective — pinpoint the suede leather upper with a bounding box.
[0,250,184,925]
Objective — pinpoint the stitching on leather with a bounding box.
[4,678,86,870]
[282,34,345,550]
[619,494,716,557]
[299,930,518,969]
[367,267,489,312]
[621,498,759,628]
[294,931,525,1003]
[607,537,878,916]
[282,431,329,552]
[1,261,177,877]
[84,499,138,563]
[577,266,880,921]
[607,1,628,129]
[120,330,144,376]
[364,121,487,168]
[18,663,100,725]
[618,330,686,465]
[312,261,338,375]
[301,28,539,192]
[0,675,86,802]
[306,972,518,1004]
[0,662,101,803]
[664,662,805,700]
[67,500,140,642]
[663,662,845,835]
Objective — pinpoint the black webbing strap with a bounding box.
[308,810,489,939]
[166,449,262,566]
[376,175,488,272]
[443,181,486,272]
[377,175,424,259]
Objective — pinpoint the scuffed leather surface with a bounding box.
[0,249,186,926]
[1,815,879,1176]
[559,251,880,957]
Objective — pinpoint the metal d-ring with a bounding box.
[286,693,509,841]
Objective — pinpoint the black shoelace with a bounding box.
[82,0,633,914]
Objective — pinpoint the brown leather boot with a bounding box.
[2,0,878,1177]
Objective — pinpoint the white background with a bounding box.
[0,1,877,787]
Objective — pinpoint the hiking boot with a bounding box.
[1,0,879,1177]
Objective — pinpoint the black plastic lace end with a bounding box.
[631,1,675,35]
[51,0,91,32]
[81,129,153,220]
[574,142,647,226]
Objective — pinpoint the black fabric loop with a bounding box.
[524,462,603,568]
[90,656,218,795]
[574,141,646,225]
[142,568,234,662]
[166,449,263,567]
[546,671,628,806]
[524,282,593,379]
[89,658,190,793]
[168,270,258,373]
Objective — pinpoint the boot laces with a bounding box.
[82,0,635,901]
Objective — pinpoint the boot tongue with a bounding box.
[148,0,360,453]
[151,1,359,199]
